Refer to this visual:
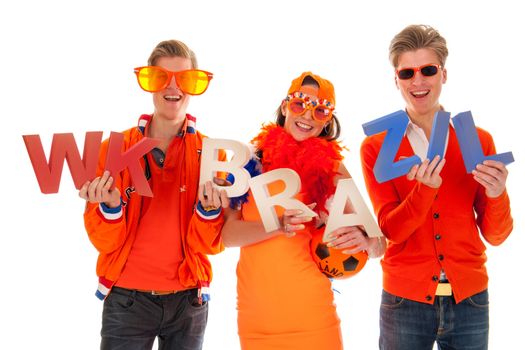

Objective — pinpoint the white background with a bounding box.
[1,0,523,349]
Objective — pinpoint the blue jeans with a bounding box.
[379,289,489,350]
[101,287,209,350]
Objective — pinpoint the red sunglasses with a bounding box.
[396,64,441,80]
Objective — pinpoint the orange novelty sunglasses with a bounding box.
[285,92,334,122]
[134,66,213,95]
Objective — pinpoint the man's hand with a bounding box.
[79,170,121,208]
[406,155,446,188]
[198,177,230,211]
[472,160,508,198]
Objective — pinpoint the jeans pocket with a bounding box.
[381,289,405,309]
[107,287,137,309]
[186,289,208,308]
[466,289,489,308]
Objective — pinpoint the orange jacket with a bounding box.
[84,114,224,299]
[360,125,513,304]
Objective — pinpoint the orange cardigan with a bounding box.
[360,125,513,304]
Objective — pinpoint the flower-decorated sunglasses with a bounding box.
[285,91,334,122]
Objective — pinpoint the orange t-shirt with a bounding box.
[236,184,343,350]
[116,137,188,291]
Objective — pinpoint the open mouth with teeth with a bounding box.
[411,90,430,98]
[295,121,314,131]
[164,95,182,102]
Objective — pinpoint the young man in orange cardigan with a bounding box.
[360,25,513,350]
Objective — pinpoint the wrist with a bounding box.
[104,199,121,208]
[366,236,384,258]
[196,201,222,221]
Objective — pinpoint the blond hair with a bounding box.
[389,25,448,68]
[147,39,198,68]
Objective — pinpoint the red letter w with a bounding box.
[23,132,103,193]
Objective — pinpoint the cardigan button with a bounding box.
[426,295,432,301]
[432,275,439,282]
[435,234,441,240]
[438,254,444,261]
[433,212,440,219]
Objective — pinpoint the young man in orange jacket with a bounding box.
[360,25,513,350]
[79,39,228,350]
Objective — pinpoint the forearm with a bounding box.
[477,189,513,246]
[361,143,437,244]
[187,209,225,255]
[378,183,437,243]
[222,217,280,247]
[366,236,387,258]
[84,202,127,253]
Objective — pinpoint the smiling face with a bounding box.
[395,48,447,119]
[281,85,326,142]
[152,56,192,123]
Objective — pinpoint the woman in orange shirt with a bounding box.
[222,72,385,350]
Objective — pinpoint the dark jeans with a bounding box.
[101,287,209,350]
[379,289,489,350]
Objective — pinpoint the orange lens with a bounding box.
[136,67,169,92]
[288,98,307,114]
[287,97,333,122]
[176,70,212,95]
[313,106,332,122]
[134,67,213,95]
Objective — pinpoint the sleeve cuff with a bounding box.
[98,201,123,222]
[486,188,509,202]
[196,201,222,221]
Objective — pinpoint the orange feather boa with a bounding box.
[250,123,344,214]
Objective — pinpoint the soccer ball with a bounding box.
[310,226,368,279]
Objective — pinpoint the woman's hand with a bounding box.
[280,203,316,238]
[325,226,369,254]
